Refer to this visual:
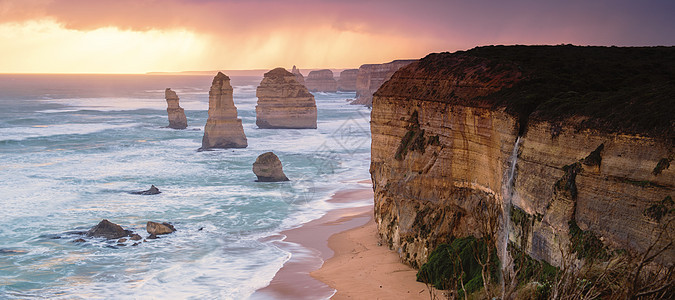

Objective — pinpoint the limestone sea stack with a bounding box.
[352,59,416,107]
[201,72,248,149]
[305,69,338,92]
[165,88,188,129]
[337,69,358,92]
[255,68,317,129]
[291,65,305,85]
[252,152,289,182]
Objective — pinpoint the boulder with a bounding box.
[305,69,338,92]
[147,221,176,235]
[256,68,317,129]
[130,185,161,195]
[253,152,289,182]
[86,219,131,239]
[165,88,188,129]
[201,72,248,149]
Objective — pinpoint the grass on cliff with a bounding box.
[418,45,675,139]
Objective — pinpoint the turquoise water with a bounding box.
[0,74,371,299]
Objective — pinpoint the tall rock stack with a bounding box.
[337,69,358,92]
[165,88,188,129]
[291,65,305,85]
[256,67,317,129]
[200,72,248,149]
[305,69,338,92]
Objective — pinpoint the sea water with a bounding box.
[0,74,371,299]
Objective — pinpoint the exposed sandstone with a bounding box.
[337,69,358,92]
[291,65,305,85]
[371,46,674,270]
[256,67,317,129]
[305,69,337,92]
[252,152,289,182]
[146,221,176,235]
[352,59,416,107]
[201,72,248,149]
[165,88,187,129]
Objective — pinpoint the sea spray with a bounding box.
[500,136,520,297]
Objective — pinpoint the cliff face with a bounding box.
[371,46,674,269]
[165,88,187,129]
[353,59,416,107]
[256,68,317,129]
[201,72,248,149]
[305,69,338,92]
[337,69,358,92]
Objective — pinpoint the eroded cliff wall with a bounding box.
[371,46,674,269]
[353,59,416,107]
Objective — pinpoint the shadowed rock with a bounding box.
[253,152,289,182]
[165,88,188,129]
[130,185,161,195]
[147,221,176,235]
[201,72,248,149]
[305,69,337,92]
[86,219,131,239]
[337,69,358,92]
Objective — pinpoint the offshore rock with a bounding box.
[86,219,132,239]
[352,59,416,107]
[130,185,161,195]
[291,65,305,85]
[252,152,289,182]
[337,69,358,92]
[165,88,188,129]
[201,72,248,149]
[305,69,338,92]
[256,68,317,129]
[146,221,176,235]
[371,46,674,269]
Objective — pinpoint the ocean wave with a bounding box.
[0,123,138,141]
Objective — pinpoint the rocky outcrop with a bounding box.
[201,72,248,149]
[253,152,289,182]
[146,221,176,235]
[353,59,416,107]
[130,185,161,195]
[165,88,188,129]
[305,69,337,92]
[291,65,305,85]
[371,46,674,269]
[255,68,317,129]
[337,69,358,92]
[86,219,131,239]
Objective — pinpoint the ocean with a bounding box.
[0,74,372,299]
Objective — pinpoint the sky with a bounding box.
[0,0,673,74]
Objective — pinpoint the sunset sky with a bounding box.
[1,0,673,74]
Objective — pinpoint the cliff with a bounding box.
[353,59,416,107]
[337,69,358,92]
[255,68,317,129]
[305,69,338,92]
[201,72,248,149]
[370,46,674,271]
[165,88,187,129]
[291,65,305,85]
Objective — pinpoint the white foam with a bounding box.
[0,123,138,141]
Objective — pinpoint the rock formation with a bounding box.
[255,68,317,129]
[337,69,358,92]
[305,69,337,92]
[165,88,188,129]
[201,72,248,149]
[371,46,674,271]
[147,221,176,235]
[291,65,305,85]
[86,219,131,239]
[253,152,289,182]
[130,185,161,195]
[352,59,416,107]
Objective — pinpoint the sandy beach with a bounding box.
[253,183,440,299]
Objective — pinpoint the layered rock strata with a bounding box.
[337,69,358,92]
[256,68,317,129]
[201,72,248,149]
[371,46,674,269]
[305,69,337,92]
[291,65,305,85]
[165,88,188,129]
[253,152,289,182]
[353,59,416,107]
